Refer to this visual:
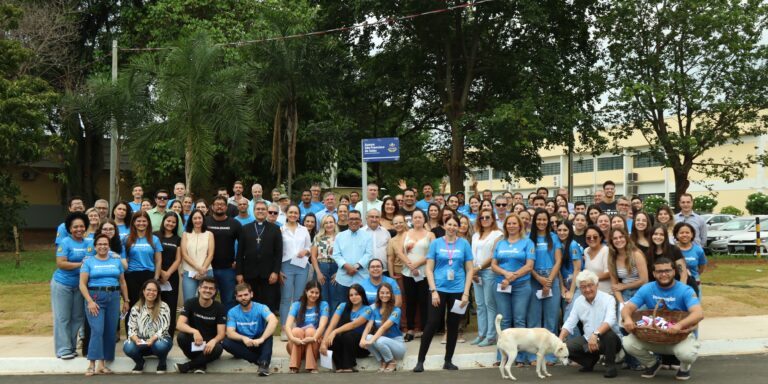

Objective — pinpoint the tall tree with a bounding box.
[598,0,768,204]
[128,31,251,195]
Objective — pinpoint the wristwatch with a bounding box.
[592,331,601,339]
[429,287,436,293]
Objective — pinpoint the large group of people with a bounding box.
[52,179,707,379]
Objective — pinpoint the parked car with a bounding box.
[706,216,768,254]
[727,230,768,255]
[701,214,737,231]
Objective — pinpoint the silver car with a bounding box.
[701,214,736,231]
[706,216,768,254]
[727,230,768,255]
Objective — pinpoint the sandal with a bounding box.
[404,333,414,342]
[309,369,319,374]
[289,368,299,373]
[85,367,96,377]
[99,367,113,375]
[384,362,397,372]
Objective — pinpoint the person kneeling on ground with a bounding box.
[558,270,622,378]
[175,277,226,373]
[123,279,172,374]
[621,257,703,381]
[222,283,278,376]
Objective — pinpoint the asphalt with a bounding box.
[1,315,767,375]
[0,354,765,383]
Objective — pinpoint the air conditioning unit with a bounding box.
[21,170,38,181]
[627,172,639,182]
[583,188,592,195]
[627,185,639,195]
[552,176,559,187]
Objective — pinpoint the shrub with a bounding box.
[720,206,743,216]
[693,195,718,213]
[643,195,669,215]
[745,192,768,215]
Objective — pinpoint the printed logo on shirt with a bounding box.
[57,246,63,253]
[194,313,217,321]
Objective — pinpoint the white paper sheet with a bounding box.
[159,281,172,292]
[450,299,467,315]
[412,273,425,282]
[290,256,309,268]
[188,270,197,278]
[535,289,553,299]
[190,342,205,352]
[320,350,334,369]
[496,283,512,293]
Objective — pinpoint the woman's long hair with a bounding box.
[375,283,395,325]
[125,211,154,254]
[557,220,576,274]
[136,279,162,322]
[340,284,368,325]
[296,280,322,326]
[529,208,553,250]
[96,219,123,254]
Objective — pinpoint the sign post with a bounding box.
[361,138,400,220]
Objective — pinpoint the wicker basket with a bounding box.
[630,300,690,345]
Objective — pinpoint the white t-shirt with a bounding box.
[471,230,503,268]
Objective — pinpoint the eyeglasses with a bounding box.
[586,235,600,241]
[156,196,168,200]
[480,216,492,221]
[268,211,279,215]
[496,203,507,207]
[654,269,674,275]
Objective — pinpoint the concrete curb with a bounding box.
[1,338,766,375]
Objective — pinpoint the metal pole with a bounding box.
[108,40,119,210]
[361,140,368,221]
[756,217,762,258]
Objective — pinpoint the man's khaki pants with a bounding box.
[623,333,700,370]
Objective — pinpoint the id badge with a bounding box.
[447,269,455,281]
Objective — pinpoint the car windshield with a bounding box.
[719,219,753,231]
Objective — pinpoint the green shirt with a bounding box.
[147,208,184,236]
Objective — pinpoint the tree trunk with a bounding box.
[673,168,691,212]
[271,103,283,185]
[185,135,193,196]
[448,117,464,193]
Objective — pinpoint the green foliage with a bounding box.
[0,3,57,250]
[746,193,768,215]
[693,194,718,213]
[598,0,768,201]
[643,195,669,215]
[720,206,743,216]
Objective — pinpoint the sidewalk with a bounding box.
[1,315,767,374]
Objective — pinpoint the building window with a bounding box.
[573,158,594,173]
[492,169,507,180]
[633,152,664,168]
[572,195,591,203]
[541,162,560,176]
[597,156,623,171]
[471,168,490,181]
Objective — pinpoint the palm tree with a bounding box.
[129,31,251,194]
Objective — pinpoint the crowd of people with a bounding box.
[52,179,707,379]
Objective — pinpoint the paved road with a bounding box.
[0,354,764,383]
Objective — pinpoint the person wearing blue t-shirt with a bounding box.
[414,215,474,373]
[284,281,330,373]
[79,233,129,375]
[361,259,402,306]
[527,209,563,363]
[121,211,163,330]
[491,214,535,365]
[674,223,707,285]
[51,212,91,360]
[360,282,405,372]
[414,183,435,212]
[222,283,278,376]
[621,257,704,381]
[320,284,372,372]
[55,196,86,246]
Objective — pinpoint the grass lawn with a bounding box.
[2,249,768,335]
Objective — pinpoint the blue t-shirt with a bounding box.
[122,236,163,272]
[54,222,68,245]
[334,302,373,333]
[457,205,470,216]
[560,240,584,280]
[53,237,94,287]
[298,203,318,222]
[363,305,402,338]
[288,301,330,328]
[235,215,255,226]
[117,224,130,241]
[629,281,701,311]
[533,233,562,270]
[360,276,402,304]
[466,211,477,224]
[226,302,273,339]
[415,199,432,212]
[493,237,536,286]
[81,253,124,287]
[128,201,142,213]
[680,244,707,281]
[427,237,474,293]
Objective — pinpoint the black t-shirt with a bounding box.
[180,298,227,341]
[399,207,417,228]
[573,233,587,249]
[338,224,349,232]
[157,233,181,270]
[204,216,241,269]
[226,204,239,219]
[431,227,446,239]
[598,200,618,216]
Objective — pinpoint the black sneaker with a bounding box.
[641,360,662,378]
[413,361,424,373]
[604,365,618,378]
[443,362,458,370]
[579,365,594,372]
[131,363,144,374]
[193,369,206,374]
[174,362,189,374]
[258,363,270,377]
[156,363,167,374]
[675,369,691,381]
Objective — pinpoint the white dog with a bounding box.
[495,314,569,380]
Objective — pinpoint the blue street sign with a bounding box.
[361,138,400,162]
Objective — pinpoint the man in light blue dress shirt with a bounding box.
[331,210,373,310]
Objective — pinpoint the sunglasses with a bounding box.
[268,211,279,215]
[156,196,168,200]
[586,235,600,240]
[496,203,507,207]
[480,216,492,221]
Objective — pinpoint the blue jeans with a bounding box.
[527,269,561,363]
[51,280,84,357]
[214,268,237,311]
[495,281,531,362]
[280,260,309,325]
[84,289,121,361]
[222,337,273,364]
[123,337,172,366]
[182,269,214,303]
[472,269,498,340]
[365,334,406,363]
[317,262,339,310]
[562,287,582,339]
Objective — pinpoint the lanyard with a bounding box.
[446,239,456,266]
